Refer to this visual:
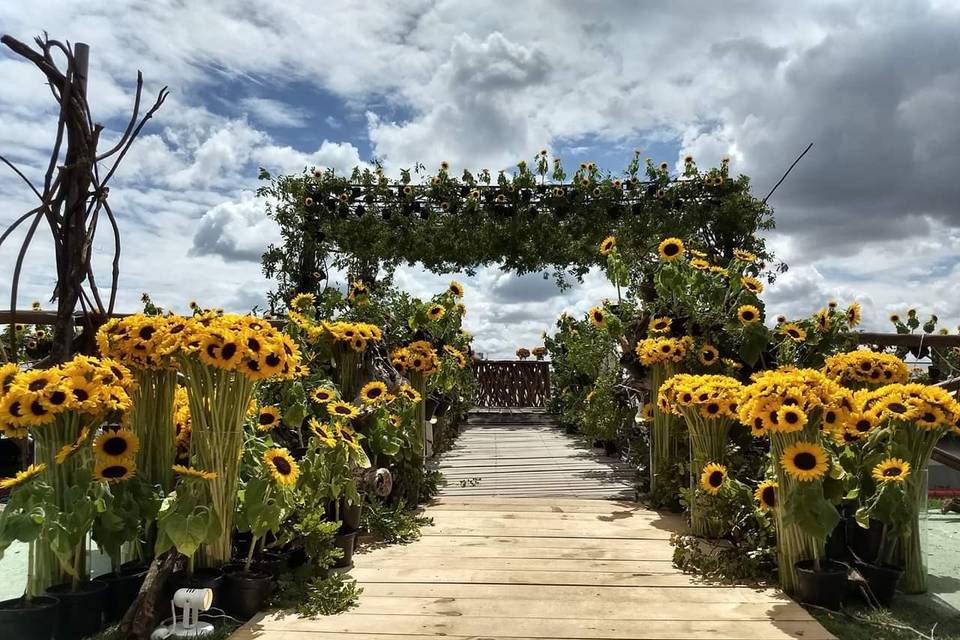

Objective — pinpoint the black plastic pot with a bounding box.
[853,560,903,608]
[434,397,451,418]
[286,545,307,569]
[341,501,363,532]
[46,580,108,640]
[223,570,271,621]
[120,558,152,574]
[603,441,618,457]
[795,560,848,610]
[424,397,439,421]
[168,567,225,608]
[0,595,59,640]
[95,566,147,623]
[334,531,356,569]
[851,519,884,563]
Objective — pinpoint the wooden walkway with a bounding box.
[236,412,834,640]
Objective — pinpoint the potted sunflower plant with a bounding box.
[738,368,850,608]
[0,357,136,639]
[225,444,297,620]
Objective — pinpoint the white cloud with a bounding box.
[239,97,308,128]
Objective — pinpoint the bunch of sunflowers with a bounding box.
[635,336,694,367]
[390,341,440,375]
[822,350,910,388]
[658,374,744,537]
[738,368,852,594]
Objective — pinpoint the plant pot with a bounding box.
[0,595,60,640]
[46,580,109,640]
[424,397,439,421]
[795,560,848,610]
[603,441,618,457]
[120,558,152,574]
[564,424,578,435]
[334,531,356,569]
[223,570,271,621]
[95,566,147,623]
[853,560,903,608]
[168,567,225,608]
[341,501,363,532]
[434,397,451,418]
[851,519,884,564]
[285,545,307,569]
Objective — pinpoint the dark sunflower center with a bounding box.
[661,345,672,353]
[703,350,715,361]
[762,487,776,507]
[784,411,800,424]
[73,389,89,402]
[30,400,48,416]
[788,329,800,338]
[743,311,755,320]
[221,343,238,360]
[706,403,720,414]
[883,467,902,477]
[247,337,261,352]
[663,243,679,256]
[825,411,837,424]
[335,406,351,414]
[206,344,219,358]
[856,420,871,432]
[709,471,724,487]
[102,465,128,479]
[793,452,817,470]
[246,360,261,371]
[265,353,281,367]
[887,402,907,413]
[10,400,23,417]
[103,436,129,457]
[28,379,49,391]
[259,412,275,425]
[367,388,383,398]
[272,457,292,475]
[138,326,155,340]
[49,391,67,406]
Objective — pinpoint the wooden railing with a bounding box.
[474,360,551,408]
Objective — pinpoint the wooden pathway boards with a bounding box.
[236,413,834,640]
[435,412,636,499]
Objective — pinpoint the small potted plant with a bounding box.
[0,464,60,640]
[225,448,297,620]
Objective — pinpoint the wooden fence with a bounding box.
[474,360,551,408]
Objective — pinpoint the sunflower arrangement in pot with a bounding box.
[738,368,852,599]
[0,356,136,596]
[849,383,960,594]
[658,374,744,537]
[173,312,301,566]
[390,340,439,459]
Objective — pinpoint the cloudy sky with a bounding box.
[2,1,960,357]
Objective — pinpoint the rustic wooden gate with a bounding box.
[474,360,551,408]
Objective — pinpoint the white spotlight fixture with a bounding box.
[151,588,215,639]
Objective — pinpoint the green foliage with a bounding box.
[258,154,780,307]
[271,571,362,617]
[92,476,162,571]
[154,478,222,562]
[275,508,341,569]
[361,498,433,545]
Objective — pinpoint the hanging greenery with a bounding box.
[258,152,783,308]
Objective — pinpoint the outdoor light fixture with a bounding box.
[150,588,215,639]
[430,417,438,425]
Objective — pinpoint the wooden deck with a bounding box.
[235,412,834,640]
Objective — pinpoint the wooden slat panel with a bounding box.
[474,360,551,407]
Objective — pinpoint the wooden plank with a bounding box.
[248,614,834,639]
[347,595,816,621]
[351,557,675,573]
[359,544,676,561]
[348,568,703,586]
[356,582,794,604]
[363,534,678,550]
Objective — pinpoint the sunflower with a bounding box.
[781,323,806,342]
[55,426,92,464]
[699,463,727,495]
[599,235,616,256]
[95,459,136,483]
[754,480,777,511]
[698,344,720,366]
[257,406,282,431]
[0,463,46,490]
[290,293,315,311]
[328,401,360,420]
[741,276,764,294]
[775,406,807,432]
[889,313,901,324]
[263,448,300,486]
[872,458,911,484]
[93,429,140,462]
[640,403,654,420]
[588,307,607,327]
[815,309,831,332]
[648,317,672,334]
[780,441,829,482]
[658,238,685,262]
[737,305,761,325]
[360,381,389,405]
[733,249,756,263]
[399,385,422,403]
[427,304,446,321]
[171,464,218,480]
[449,281,465,298]
[776,315,787,324]
[690,257,710,270]
[310,387,335,408]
